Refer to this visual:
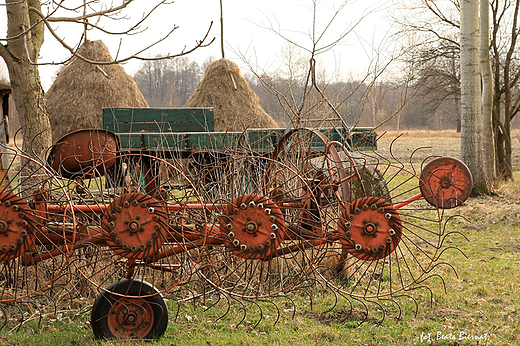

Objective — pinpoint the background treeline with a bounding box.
[132,56,518,131]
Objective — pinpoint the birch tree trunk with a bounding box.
[480,0,495,185]
[460,0,487,194]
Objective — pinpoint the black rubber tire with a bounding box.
[91,279,168,340]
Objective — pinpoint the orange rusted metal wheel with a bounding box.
[103,192,167,260]
[220,193,284,260]
[91,279,167,340]
[420,156,473,209]
[0,151,75,302]
[338,197,402,261]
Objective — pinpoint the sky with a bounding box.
[1,0,391,90]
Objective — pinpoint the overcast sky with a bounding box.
[1,0,391,90]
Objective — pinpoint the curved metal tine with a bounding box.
[429,258,464,280]
[420,155,442,174]
[32,293,58,320]
[436,240,469,260]
[405,282,435,308]
[171,287,197,311]
[320,282,339,314]
[377,296,403,321]
[0,304,8,332]
[274,294,297,320]
[244,299,263,328]
[417,271,449,295]
[214,293,231,323]
[388,135,405,167]
[330,290,358,324]
[408,147,433,176]
[364,298,386,325]
[45,282,74,306]
[296,277,321,294]
[17,300,43,332]
[228,295,247,328]
[29,130,53,165]
[147,299,169,326]
[55,271,93,300]
[291,287,314,312]
[11,125,27,154]
[349,295,369,325]
[203,289,222,313]
[5,303,24,333]
[164,294,181,323]
[331,290,354,321]
[258,299,281,327]
[442,214,471,237]
[389,294,416,319]
[181,278,208,305]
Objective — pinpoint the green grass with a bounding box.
[3,174,520,346]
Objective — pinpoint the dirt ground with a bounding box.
[376,129,520,171]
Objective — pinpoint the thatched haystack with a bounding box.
[185,58,278,131]
[46,40,148,142]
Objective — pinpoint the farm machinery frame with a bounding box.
[0,108,473,340]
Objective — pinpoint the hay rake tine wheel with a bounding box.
[63,153,208,298]
[0,151,75,303]
[193,155,327,299]
[317,140,473,302]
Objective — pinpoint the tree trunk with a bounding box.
[3,0,52,160]
[499,0,519,181]
[480,0,496,185]
[2,0,51,198]
[460,0,487,194]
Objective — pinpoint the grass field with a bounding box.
[2,131,520,346]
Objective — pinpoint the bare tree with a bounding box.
[0,0,213,160]
[491,0,520,181]
[134,56,202,107]
[392,0,520,189]
[481,0,496,184]
[235,0,384,129]
[461,0,486,193]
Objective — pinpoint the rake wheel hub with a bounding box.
[338,197,402,261]
[107,297,154,338]
[0,192,31,262]
[221,194,284,260]
[103,192,166,260]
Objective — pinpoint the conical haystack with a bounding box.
[185,58,278,131]
[46,40,148,142]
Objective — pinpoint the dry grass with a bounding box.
[377,129,520,171]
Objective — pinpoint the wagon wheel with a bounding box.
[272,128,390,228]
[271,128,391,274]
[319,152,472,299]
[66,153,207,297]
[419,156,473,209]
[0,151,75,302]
[194,155,326,299]
[91,279,168,339]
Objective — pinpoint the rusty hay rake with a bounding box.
[0,127,472,339]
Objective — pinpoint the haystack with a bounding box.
[46,40,148,142]
[185,58,278,131]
